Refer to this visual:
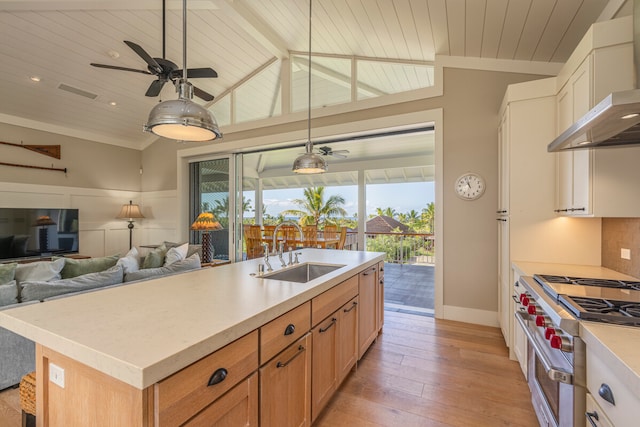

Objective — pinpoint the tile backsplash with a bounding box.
[602,218,640,277]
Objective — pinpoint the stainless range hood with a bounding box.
[548,1,640,152]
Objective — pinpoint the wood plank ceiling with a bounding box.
[0,0,622,152]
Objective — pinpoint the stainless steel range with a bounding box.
[515,273,640,427]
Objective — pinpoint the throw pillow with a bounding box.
[10,235,30,257]
[164,243,189,266]
[15,258,65,283]
[116,247,141,274]
[142,244,168,269]
[164,241,202,258]
[55,255,119,279]
[0,235,13,259]
[0,280,18,307]
[125,253,201,282]
[0,262,17,285]
[20,265,124,302]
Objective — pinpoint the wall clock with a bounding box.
[454,173,485,200]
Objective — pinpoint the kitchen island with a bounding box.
[0,248,385,426]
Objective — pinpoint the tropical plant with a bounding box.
[421,202,435,233]
[281,187,348,226]
[375,207,398,218]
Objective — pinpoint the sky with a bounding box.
[244,182,434,218]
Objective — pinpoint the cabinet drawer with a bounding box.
[260,302,311,364]
[587,350,640,427]
[378,261,385,279]
[586,392,614,427]
[183,372,258,427]
[311,275,358,326]
[155,330,259,426]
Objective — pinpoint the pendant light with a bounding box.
[292,0,327,174]
[144,0,222,142]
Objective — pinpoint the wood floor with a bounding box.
[0,311,537,427]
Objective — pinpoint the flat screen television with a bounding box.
[0,208,79,260]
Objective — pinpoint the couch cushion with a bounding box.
[164,243,188,266]
[125,253,201,282]
[55,255,119,279]
[0,263,17,285]
[0,235,13,259]
[164,241,202,259]
[20,265,124,302]
[142,244,168,269]
[15,258,65,283]
[116,247,140,275]
[0,280,18,307]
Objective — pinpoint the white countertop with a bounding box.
[0,249,384,389]
[512,261,640,399]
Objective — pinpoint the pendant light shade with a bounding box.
[144,0,222,142]
[293,0,326,174]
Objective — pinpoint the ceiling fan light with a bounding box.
[144,98,222,142]
[293,151,327,174]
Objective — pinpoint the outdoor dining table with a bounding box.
[261,236,339,249]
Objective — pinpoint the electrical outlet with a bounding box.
[49,363,65,388]
[621,248,631,260]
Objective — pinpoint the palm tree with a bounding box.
[376,207,398,218]
[281,187,347,226]
[421,202,435,233]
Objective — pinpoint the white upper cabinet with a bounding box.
[554,16,639,217]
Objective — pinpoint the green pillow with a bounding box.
[0,263,17,285]
[56,255,119,279]
[142,244,168,269]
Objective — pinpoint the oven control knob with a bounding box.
[550,335,573,352]
[519,293,527,303]
[527,304,538,315]
[535,315,550,327]
[545,327,557,340]
[520,295,530,306]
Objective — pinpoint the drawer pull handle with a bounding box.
[344,301,358,313]
[363,267,376,276]
[284,324,295,336]
[319,318,337,333]
[276,345,305,368]
[207,368,228,387]
[599,383,615,405]
[379,279,384,285]
[585,411,599,427]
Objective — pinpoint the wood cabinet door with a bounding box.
[358,265,378,359]
[260,333,311,427]
[183,373,258,427]
[338,296,358,383]
[311,315,339,422]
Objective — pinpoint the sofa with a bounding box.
[0,242,202,390]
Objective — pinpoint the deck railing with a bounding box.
[344,231,435,265]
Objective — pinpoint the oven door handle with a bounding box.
[515,311,573,385]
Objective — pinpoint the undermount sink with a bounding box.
[260,262,345,283]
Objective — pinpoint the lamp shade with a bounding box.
[116,201,145,220]
[34,215,56,226]
[144,98,222,142]
[190,212,222,231]
[292,151,327,174]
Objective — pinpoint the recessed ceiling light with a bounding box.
[30,76,41,82]
[107,50,120,59]
[109,101,117,106]
[621,113,639,120]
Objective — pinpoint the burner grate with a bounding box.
[534,274,640,290]
[560,295,640,326]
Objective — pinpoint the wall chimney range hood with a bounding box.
[547,90,640,151]
[548,0,640,152]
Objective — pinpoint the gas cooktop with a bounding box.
[535,274,640,290]
[559,295,640,326]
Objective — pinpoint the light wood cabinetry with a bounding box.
[338,296,359,382]
[511,270,527,378]
[260,302,311,365]
[586,349,640,427]
[377,261,384,332]
[585,393,614,427]
[358,264,379,359]
[260,333,312,427]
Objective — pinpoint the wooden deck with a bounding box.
[0,311,536,427]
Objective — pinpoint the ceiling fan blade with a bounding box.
[145,79,166,97]
[331,153,348,159]
[334,149,350,154]
[90,63,152,75]
[193,86,215,102]
[124,40,162,74]
[171,68,218,79]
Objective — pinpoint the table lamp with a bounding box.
[190,212,222,264]
[34,215,56,252]
[116,200,145,249]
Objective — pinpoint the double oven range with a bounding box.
[516,273,640,427]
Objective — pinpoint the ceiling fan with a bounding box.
[318,146,349,159]
[90,1,217,101]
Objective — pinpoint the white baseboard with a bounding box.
[442,305,499,327]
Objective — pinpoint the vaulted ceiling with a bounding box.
[0,0,628,151]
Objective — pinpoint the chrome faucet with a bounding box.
[271,221,303,256]
[262,243,273,272]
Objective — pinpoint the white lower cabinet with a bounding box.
[586,393,614,427]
